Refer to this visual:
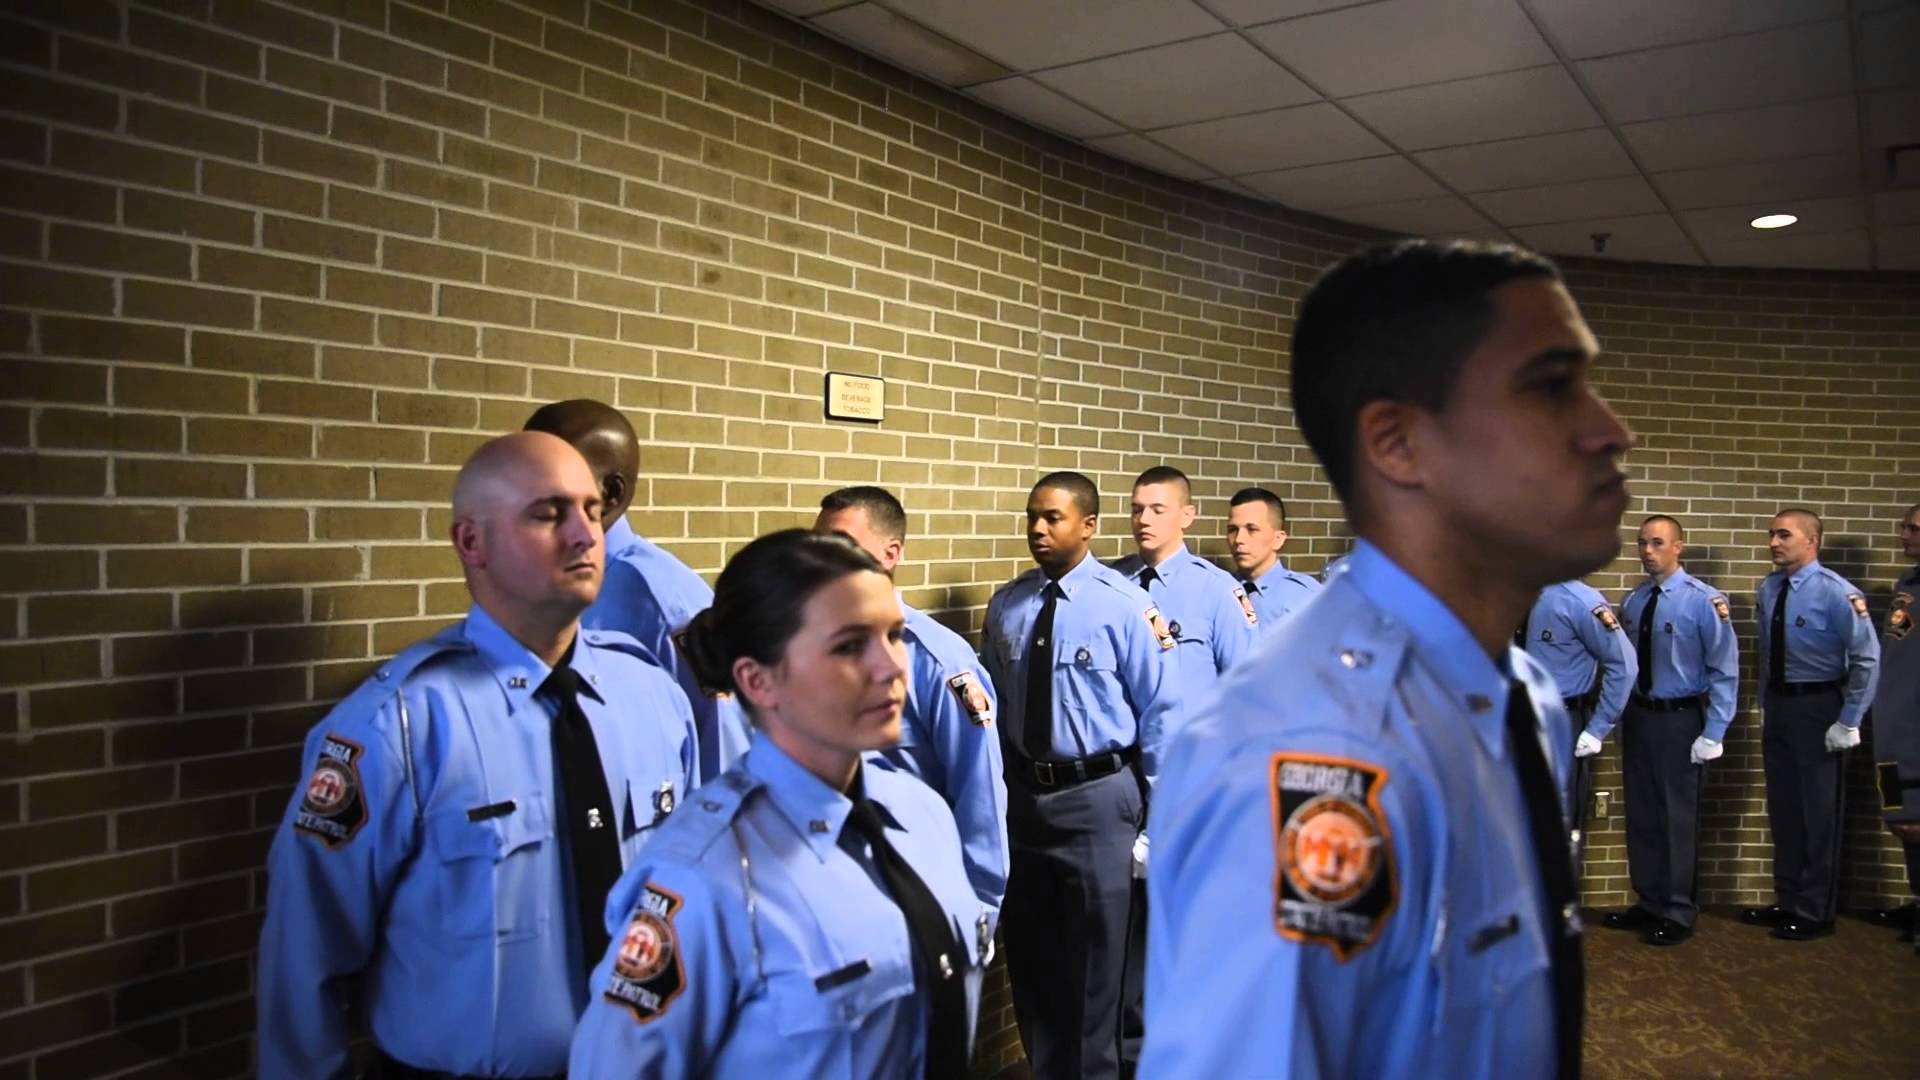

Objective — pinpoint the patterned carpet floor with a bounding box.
[1586,907,1920,1079]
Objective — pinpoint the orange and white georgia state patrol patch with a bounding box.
[1849,593,1870,619]
[1269,751,1396,962]
[1711,595,1732,623]
[1591,604,1621,633]
[605,884,687,1023]
[947,670,993,726]
[1890,592,1913,641]
[1144,606,1176,651]
[294,733,368,849]
[1234,587,1259,627]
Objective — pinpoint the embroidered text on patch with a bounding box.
[1591,604,1620,633]
[606,884,687,1023]
[1144,606,1176,651]
[1711,595,1731,623]
[1849,593,1870,619]
[1269,752,1396,962]
[295,733,369,848]
[1891,593,1913,641]
[947,670,993,726]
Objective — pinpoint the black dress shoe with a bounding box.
[1741,905,1787,926]
[1770,918,1836,941]
[1868,901,1917,929]
[1604,907,1658,931]
[1645,919,1693,946]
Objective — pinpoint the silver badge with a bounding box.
[1075,646,1092,665]
[1168,621,1182,639]
[586,807,604,829]
[653,780,676,819]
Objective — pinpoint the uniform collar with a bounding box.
[1342,540,1511,756]
[1138,542,1192,580]
[1051,550,1103,601]
[604,515,640,557]
[1242,557,1289,588]
[464,603,604,710]
[1776,559,1820,592]
[745,731,861,863]
[1650,566,1693,594]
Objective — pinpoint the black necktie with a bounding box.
[1504,679,1584,1080]
[1514,618,1529,650]
[1636,587,1659,695]
[542,663,623,975]
[1023,583,1059,761]
[1769,579,1789,692]
[1137,566,1160,590]
[845,784,971,1080]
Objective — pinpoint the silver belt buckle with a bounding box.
[1034,760,1056,786]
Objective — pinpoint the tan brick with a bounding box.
[449,59,542,114]
[201,160,326,217]
[383,235,484,282]
[205,71,329,134]
[0,69,118,132]
[328,186,436,237]
[37,503,177,545]
[3,264,113,314]
[311,582,418,622]
[123,281,255,330]
[318,424,426,463]
[264,215,378,264]
[113,368,249,414]
[331,105,437,161]
[108,548,243,588]
[116,458,249,498]
[370,544,460,581]
[264,130,378,186]
[188,418,312,459]
[0,551,98,595]
[261,299,376,344]
[316,507,422,541]
[50,224,191,279]
[199,248,321,299]
[266,47,381,107]
[249,546,363,585]
[56,34,201,104]
[127,99,260,161]
[254,622,370,665]
[6,359,108,404]
[376,314,476,356]
[487,110,577,159]
[29,679,178,730]
[255,462,370,500]
[439,208,534,256]
[542,88,626,140]
[124,190,255,246]
[36,408,180,454]
[191,332,315,377]
[386,80,486,136]
[129,7,260,76]
[374,466,457,502]
[339,26,445,86]
[259,378,373,421]
[481,327,571,367]
[185,506,308,544]
[325,267,434,314]
[27,592,171,637]
[439,285,534,327]
[41,318,186,366]
[321,347,430,389]
[432,357,529,396]
[493,37,581,93]
[375,390,478,429]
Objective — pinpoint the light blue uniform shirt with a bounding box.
[1620,568,1740,741]
[1241,559,1324,631]
[1524,579,1636,739]
[258,605,698,1079]
[1113,544,1258,708]
[868,601,1009,921]
[582,517,751,781]
[1141,540,1570,1078]
[981,552,1184,786]
[569,733,988,1079]
[1757,559,1881,727]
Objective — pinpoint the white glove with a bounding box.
[1824,722,1860,752]
[1131,832,1150,877]
[1573,731,1603,758]
[1689,736,1723,765]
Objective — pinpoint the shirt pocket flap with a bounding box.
[430,795,551,862]
[1054,635,1116,672]
[770,964,913,1035]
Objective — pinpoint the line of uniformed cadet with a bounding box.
[257,240,1910,1080]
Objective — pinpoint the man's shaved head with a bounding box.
[524,399,641,523]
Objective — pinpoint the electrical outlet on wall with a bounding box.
[1593,790,1612,819]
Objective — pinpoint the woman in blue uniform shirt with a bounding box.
[570,529,987,1079]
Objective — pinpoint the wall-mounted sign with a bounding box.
[824,372,885,423]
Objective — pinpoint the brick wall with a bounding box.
[0,0,1915,1075]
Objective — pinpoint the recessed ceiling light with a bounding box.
[1750,214,1797,229]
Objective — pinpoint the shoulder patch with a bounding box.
[1711,595,1731,623]
[1234,587,1259,627]
[294,734,369,848]
[946,670,992,726]
[1590,604,1621,633]
[604,884,687,1024]
[1143,605,1176,651]
[1269,752,1396,962]
[1848,592,1869,619]
[669,628,733,700]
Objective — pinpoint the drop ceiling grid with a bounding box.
[752,0,1920,270]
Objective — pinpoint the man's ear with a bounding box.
[1354,399,1424,492]
[1177,501,1198,530]
[603,472,630,518]
[883,536,904,571]
[451,517,486,569]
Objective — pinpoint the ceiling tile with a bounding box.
[1205,0,1367,26]
[1866,90,1920,149]
[966,77,1124,137]
[1245,0,1552,98]
[1680,195,1866,244]
[1619,97,1856,172]
[811,4,1011,85]
[1332,195,1491,236]
[1343,66,1599,151]
[1525,0,1845,59]
[1412,128,1635,192]
[1651,153,1858,211]
[1875,189,1920,228]
[1513,213,1702,265]
[1859,3,1920,91]
[1152,103,1389,174]
[1237,154,1444,210]
[1472,175,1664,227]
[1035,33,1316,130]
[1699,228,1871,270]
[1577,20,1850,124]
[1084,133,1213,180]
[880,0,1224,71]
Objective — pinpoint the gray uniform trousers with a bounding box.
[1762,685,1848,922]
[1622,697,1708,927]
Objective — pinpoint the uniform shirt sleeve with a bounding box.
[978,593,1009,713]
[257,702,416,1080]
[1115,596,1183,790]
[1143,736,1429,1078]
[921,656,1009,921]
[1576,596,1636,740]
[569,863,744,1079]
[1833,583,1882,728]
[1699,590,1740,742]
[1211,583,1258,678]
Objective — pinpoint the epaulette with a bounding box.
[325,625,474,725]
[648,768,761,863]
[1261,585,1407,739]
[990,568,1042,602]
[581,626,665,668]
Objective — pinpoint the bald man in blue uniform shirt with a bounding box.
[258,432,697,1079]
[1145,240,1629,1078]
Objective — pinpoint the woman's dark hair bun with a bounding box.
[676,607,737,697]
